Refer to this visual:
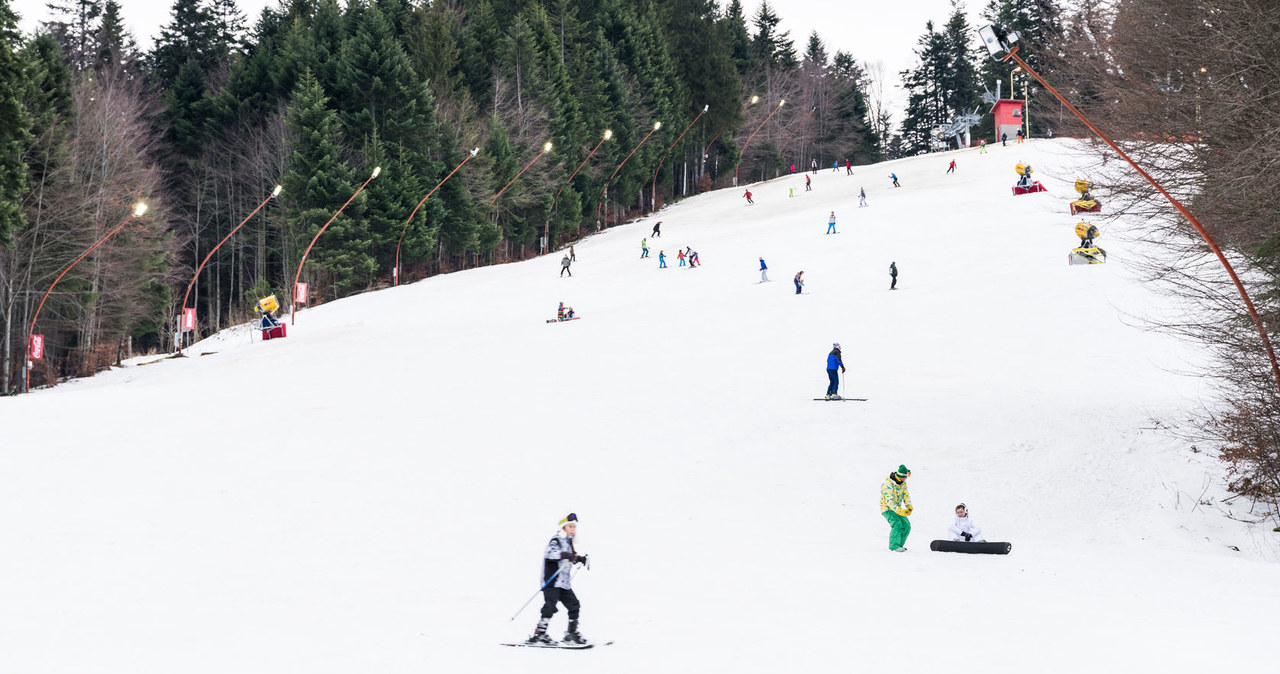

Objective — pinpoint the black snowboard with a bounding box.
[929,540,1012,555]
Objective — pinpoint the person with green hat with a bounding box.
[880,465,913,552]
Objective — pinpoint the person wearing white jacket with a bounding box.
[948,503,984,542]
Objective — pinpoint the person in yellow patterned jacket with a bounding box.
[880,465,913,552]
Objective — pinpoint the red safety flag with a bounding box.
[29,334,44,360]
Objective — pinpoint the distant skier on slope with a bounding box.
[889,173,900,187]
[947,159,956,174]
[658,250,667,268]
[759,257,768,282]
[846,159,852,175]
[948,503,984,542]
[794,270,805,295]
[826,211,837,234]
[560,254,572,277]
[640,238,650,258]
[652,221,662,237]
[744,189,754,205]
[881,465,913,552]
[890,261,898,290]
[859,187,868,207]
[527,513,590,645]
[805,174,812,191]
[825,343,845,399]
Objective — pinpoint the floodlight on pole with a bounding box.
[980,25,1280,396]
[596,121,663,226]
[652,105,710,211]
[178,184,282,354]
[395,149,479,286]
[292,166,381,323]
[734,99,785,186]
[25,201,150,392]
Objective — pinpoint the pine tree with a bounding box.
[281,69,373,296]
[95,0,139,73]
[0,0,31,247]
[42,0,101,72]
[151,0,219,88]
[750,0,797,70]
[721,0,752,75]
[899,20,949,154]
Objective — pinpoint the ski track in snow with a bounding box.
[2,139,1277,674]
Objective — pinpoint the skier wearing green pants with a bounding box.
[880,465,913,552]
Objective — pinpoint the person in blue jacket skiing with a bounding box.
[759,257,768,282]
[527,513,590,645]
[825,343,846,399]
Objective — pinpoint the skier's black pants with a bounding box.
[561,266,571,276]
[891,275,897,289]
[540,586,581,620]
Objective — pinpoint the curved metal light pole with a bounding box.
[177,185,281,354]
[24,202,149,392]
[596,121,662,227]
[703,95,758,181]
[395,149,478,286]
[292,166,380,324]
[734,99,785,187]
[982,29,1280,394]
[651,105,708,212]
[488,142,552,213]
[544,130,612,254]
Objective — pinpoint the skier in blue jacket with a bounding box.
[825,343,846,399]
[759,257,768,282]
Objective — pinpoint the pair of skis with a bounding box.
[501,640,614,650]
[814,396,868,402]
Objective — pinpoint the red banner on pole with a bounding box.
[29,334,44,360]
[296,282,308,304]
[181,307,196,332]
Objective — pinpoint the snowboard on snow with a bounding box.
[929,540,1012,555]
[501,640,614,650]
[546,317,582,323]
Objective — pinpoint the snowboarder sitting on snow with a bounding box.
[557,303,575,321]
[948,503,984,542]
[880,465,913,552]
[528,513,590,645]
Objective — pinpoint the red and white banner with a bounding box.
[295,282,308,304]
[181,307,196,332]
[29,334,44,360]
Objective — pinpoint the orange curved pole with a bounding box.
[25,205,147,392]
[1003,47,1280,394]
[178,186,280,354]
[395,150,477,286]
[292,167,380,325]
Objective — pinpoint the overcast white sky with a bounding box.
[11,0,995,117]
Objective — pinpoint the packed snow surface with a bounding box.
[3,139,1277,673]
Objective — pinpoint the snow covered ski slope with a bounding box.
[2,139,1278,674]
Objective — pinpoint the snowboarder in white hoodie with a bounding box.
[948,503,984,542]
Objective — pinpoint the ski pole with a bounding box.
[509,567,564,621]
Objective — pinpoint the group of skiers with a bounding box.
[656,245,699,268]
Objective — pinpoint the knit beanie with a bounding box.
[558,513,578,530]
[896,465,911,478]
